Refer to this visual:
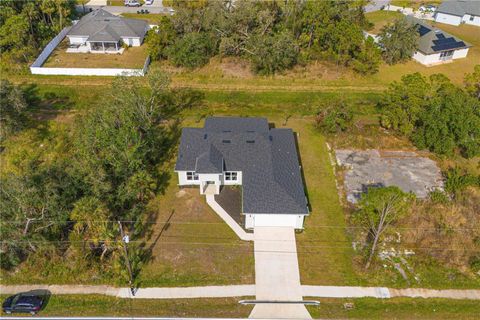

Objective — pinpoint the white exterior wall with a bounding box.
[222,171,242,185]
[435,12,462,25]
[412,51,441,65]
[245,214,305,229]
[121,37,141,47]
[177,171,201,186]
[413,48,469,66]
[452,48,469,59]
[30,67,145,76]
[177,171,242,186]
[198,173,221,194]
[462,14,480,26]
[68,35,88,44]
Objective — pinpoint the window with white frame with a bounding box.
[470,15,475,21]
[224,171,238,181]
[186,171,199,181]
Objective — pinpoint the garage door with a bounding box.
[253,214,299,228]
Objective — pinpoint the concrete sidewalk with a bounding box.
[206,194,254,241]
[2,284,480,300]
[119,285,255,299]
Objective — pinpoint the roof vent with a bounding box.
[204,134,207,139]
[269,136,273,141]
[222,140,231,143]
[222,130,232,133]
[247,130,255,133]
[246,140,255,144]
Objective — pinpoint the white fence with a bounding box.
[30,25,151,77]
[31,26,72,68]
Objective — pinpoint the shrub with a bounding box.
[444,168,479,196]
[167,33,216,69]
[315,103,353,133]
[429,190,449,204]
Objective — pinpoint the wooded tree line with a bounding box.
[380,68,480,158]
[0,72,203,284]
[0,0,77,72]
[147,0,387,75]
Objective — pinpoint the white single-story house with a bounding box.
[408,17,471,66]
[175,117,309,230]
[66,9,148,53]
[434,0,480,26]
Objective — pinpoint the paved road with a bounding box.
[77,3,173,14]
[249,227,311,319]
[364,0,391,12]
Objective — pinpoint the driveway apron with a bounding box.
[249,227,311,319]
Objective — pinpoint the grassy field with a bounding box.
[43,40,148,69]
[2,82,479,289]
[1,294,479,319]
[121,13,164,24]
[0,295,253,317]
[390,0,442,9]
[366,10,404,34]
[307,297,480,319]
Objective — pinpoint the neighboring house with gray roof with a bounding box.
[67,9,148,53]
[175,117,309,229]
[435,0,480,26]
[408,17,471,65]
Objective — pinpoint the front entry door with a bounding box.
[203,181,216,194]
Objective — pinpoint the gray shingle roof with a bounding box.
[407,16,471,54]
[68,9,148,42]
[436,0,480,17]
[175,117,309,215]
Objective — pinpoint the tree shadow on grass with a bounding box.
[20,83,75,124]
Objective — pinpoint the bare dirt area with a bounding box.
[139,181,254,286]
[219,57,254,79]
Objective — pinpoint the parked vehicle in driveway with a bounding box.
[145,0,154,5]
[2,293,45,315]
[125,0,141,7]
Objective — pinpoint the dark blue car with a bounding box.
[2,293,44,315]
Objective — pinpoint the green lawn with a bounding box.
[307,297,480,319]
[121,13,164,24]
[0,295,253,318]
[390,0,442,10]
[1,295,478,319]
[366,10,404,34]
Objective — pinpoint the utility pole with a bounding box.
[118,221,135,296]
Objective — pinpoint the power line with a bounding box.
[1,220,478,231]
[2,240,479,253]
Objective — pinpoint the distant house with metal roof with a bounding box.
[408,17,471,65]
[434,0,480,26]
[67,9,149,53]
[175,117,309,229]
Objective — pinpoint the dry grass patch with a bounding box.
[138,158,254,286]
[366,11,404,34]
[43,40,148,69]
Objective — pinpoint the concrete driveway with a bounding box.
[249,227,311,319]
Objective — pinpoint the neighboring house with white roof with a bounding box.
[67,9,149,53]
[434,0,480,26]
[175,117,309,229]
[408,17,471,65]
